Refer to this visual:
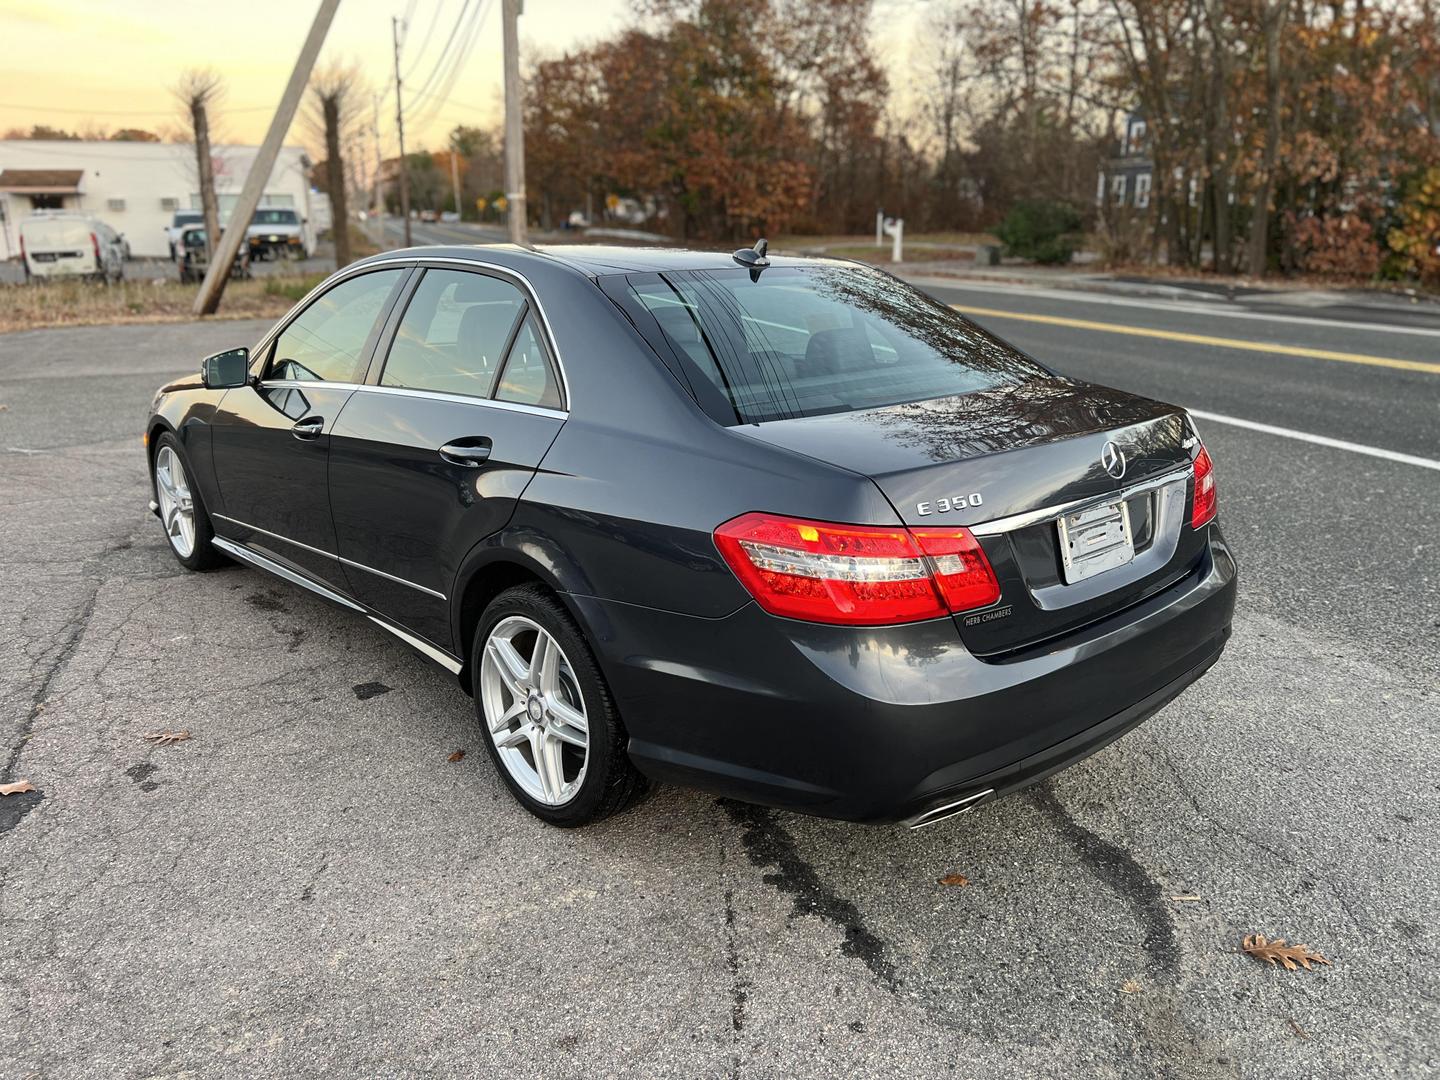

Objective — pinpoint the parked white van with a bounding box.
[20,213,126,283]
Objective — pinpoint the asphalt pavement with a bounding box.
[0,274,1436,1078]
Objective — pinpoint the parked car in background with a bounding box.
[176,223,249,284]
[165,209,204,260]
[20,213,125,283]
[245,207,309,261]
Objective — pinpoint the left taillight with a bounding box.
[713,512,1000,626]
[1191,444,1217,528]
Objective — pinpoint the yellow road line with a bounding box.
[951,304,1440,376]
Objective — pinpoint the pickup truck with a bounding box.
[245,207,310,260]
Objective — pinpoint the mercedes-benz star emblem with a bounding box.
[1101,440,1127,479]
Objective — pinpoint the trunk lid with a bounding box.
[735,378,1205,656]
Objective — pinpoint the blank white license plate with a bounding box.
[1057,500,1134,584]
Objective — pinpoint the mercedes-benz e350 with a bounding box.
[145,243,1235,827]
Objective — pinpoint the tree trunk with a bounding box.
[1246,0,1289,277]
[323,97,351,269]
[191,102,221,263]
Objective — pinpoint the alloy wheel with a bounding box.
[479,615,590,806]
[154,445,196,558]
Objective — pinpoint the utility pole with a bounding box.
[392,15,412,247]
[191,0,341,316]
[502,0,526,245]
[371,91,384,246]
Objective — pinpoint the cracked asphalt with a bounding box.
[1,294,1437,1078]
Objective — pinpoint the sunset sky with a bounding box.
[0,1,932,158]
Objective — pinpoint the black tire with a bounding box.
[472,584,649,826]
[151,432,226,571]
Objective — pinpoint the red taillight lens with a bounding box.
[1191,445,1217,528]
[91,232,101,263]
[713,512,999,626]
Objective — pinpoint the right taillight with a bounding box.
[713,512,999,626]
[1192,445,1217,528]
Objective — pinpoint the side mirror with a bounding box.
[202,347,251,389]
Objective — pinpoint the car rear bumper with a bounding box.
[571,526,1237,823]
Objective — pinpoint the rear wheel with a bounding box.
[152,433,225,571]
[473,585,648,826]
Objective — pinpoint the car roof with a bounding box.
[347,243,852,279]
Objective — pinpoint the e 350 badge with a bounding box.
[916,492,983,516]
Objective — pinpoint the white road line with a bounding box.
[1188,410,1440,472]
[905,275,1440,341]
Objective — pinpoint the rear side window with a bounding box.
[381,269,526,397]
[620,267,1049,424]
[494,315,561,409]
[268,269,405,383]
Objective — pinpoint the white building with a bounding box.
[0,140,315,260]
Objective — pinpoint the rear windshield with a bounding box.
[252,209,299,225]
[610,266,1048,425]
[173,211,202,226]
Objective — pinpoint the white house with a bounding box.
[0,140,315,260]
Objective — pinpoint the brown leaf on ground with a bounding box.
[1242,934,1332,971]
[141,730,192,746]
[447,749,466,763]
[0,779,37,796]
[936,873,970,887]
[1119,979,1142,994]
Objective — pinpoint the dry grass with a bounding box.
[775,231,1000,253]
[0,273,329,334]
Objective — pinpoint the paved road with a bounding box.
[0,280,1436,1078]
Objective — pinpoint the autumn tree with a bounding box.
[308,63,365,268]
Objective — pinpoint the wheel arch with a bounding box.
[450,533,598,694]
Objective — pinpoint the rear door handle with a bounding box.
[438,437,492,467]
[291,415,325,441]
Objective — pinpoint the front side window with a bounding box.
[268,269,405,383]
[381,269,527,397]
[620,267,1048,424]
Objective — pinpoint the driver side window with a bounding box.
[268,269,405,383]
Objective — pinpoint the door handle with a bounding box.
[291,416,325,441]
[438,437,492,467]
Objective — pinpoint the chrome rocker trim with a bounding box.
[211,537,364,612]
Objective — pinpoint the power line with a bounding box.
[401,0,449,81]
[0,101,273,117]
[404,0,474,108]
[406,0,492,133]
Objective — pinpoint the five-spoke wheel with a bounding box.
[480,615,590,806]
[154,444,196,558]
[473,585,648,825]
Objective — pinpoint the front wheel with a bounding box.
[152,433,225,571]
[473,585,648,826]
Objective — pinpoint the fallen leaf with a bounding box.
[1242,934,1332,972]
[0,779,36,796]
[936,873,970,887]
[141,730,192,746]
[447,749,466,763]
[1118,979,1142,994]
[1288,1018,1310,1039]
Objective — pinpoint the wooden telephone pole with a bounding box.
[191,0,342,315]
[392,15,412,247]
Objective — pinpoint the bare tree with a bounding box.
[174,70,225,261]
[308,64,365,269]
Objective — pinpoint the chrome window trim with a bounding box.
[257,379,567,421]
[249,255,573,412]
[970,465,1193,537]
[214,513,448,600]
[367,616,463,674]
[211,537,364,612]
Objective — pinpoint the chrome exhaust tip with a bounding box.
[904,788,995,830]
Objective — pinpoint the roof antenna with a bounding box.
[732,237,770,272]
